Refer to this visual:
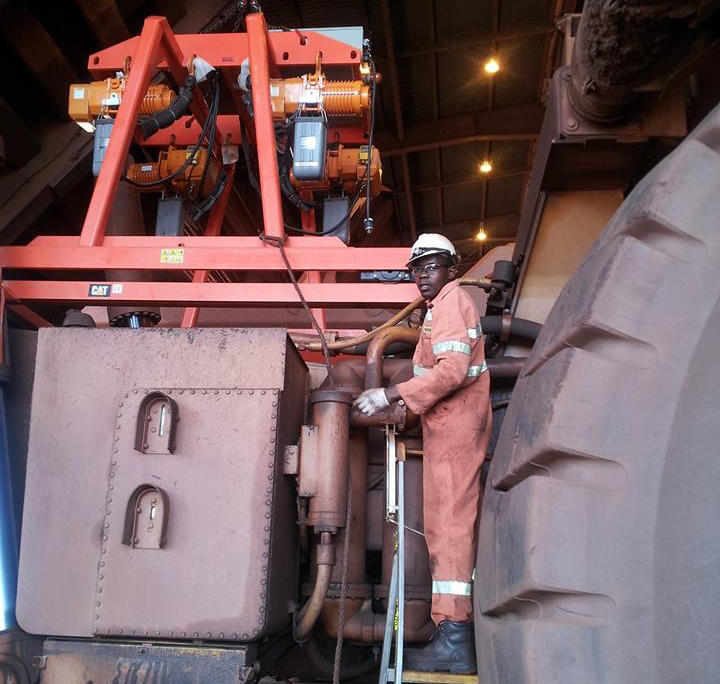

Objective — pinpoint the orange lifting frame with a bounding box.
[0,14,416,326]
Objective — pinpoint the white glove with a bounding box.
[354,388,390,416]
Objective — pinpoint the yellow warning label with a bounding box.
[160,248,184,264]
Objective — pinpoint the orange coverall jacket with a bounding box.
[396,279,492,624]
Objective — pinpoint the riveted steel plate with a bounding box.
[17,328,306,640]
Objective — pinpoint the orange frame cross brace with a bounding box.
[0,14,413,326]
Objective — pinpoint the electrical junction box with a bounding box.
[292,116,327,181]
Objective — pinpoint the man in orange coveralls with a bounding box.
[355,233,491,675]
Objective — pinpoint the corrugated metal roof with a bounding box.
[437,48,491,118]
[492,34,549,108]
[435,0,493,42]
[486,175,526,216]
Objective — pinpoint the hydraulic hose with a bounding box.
[139,74,197,139]
[192,168,228,220]
[293,279,540,353]
[478,316,541,342]
[294,533,335,642]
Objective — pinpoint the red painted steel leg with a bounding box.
[7,305,53,329]
[181,164,236,327]
[299,190,327,330]
[246,13,285,240]
[79,18,165,246]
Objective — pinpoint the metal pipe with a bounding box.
[487,356,527,379]
[296,279,506,354]
[246,12,285,239]
[480,315,541,342]
[364,327,420,390]
[350,401,407,429]
[295,531,335,642]
[321,597,434,643]
[329,431,368,587]
[307,390,353,531]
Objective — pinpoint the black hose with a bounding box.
[139,74,197,139]
[194,72,221,200]
[339,340,414,356]
[125,76,220,189]
[487,356,527,379]
[280,164,314,211]
[480,316,541,342]
[192,167,228,220]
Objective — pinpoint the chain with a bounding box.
[258,232,336,387]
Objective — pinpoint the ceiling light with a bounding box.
[479,160,493,174]
[484,58,500,74]
[475,228,488,242]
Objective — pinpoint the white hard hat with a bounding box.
[407,233,458,266]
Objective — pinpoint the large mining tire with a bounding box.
[475,102,720,684]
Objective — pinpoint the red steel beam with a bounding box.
[87,31,362,74]
[4,281,418,307]
[0,238,409,271]
[79,17,165,246]
[7,305,52,328]
[246,13,284,240]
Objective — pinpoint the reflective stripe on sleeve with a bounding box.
[467,361,488,377]
[467,322,483,339]
[432,580,472,596]
[432,340,471,355]
[414,360,488,378]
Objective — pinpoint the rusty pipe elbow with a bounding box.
[321,598,434,643]
[364,327,420,390]
[294,533,335,642]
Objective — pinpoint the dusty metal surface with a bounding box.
[38,639,255,684]
[3,330,38,523]
[17,328,306,640]
[307,391,352,532]
[0,628,43,684]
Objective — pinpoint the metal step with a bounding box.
[388,669,478,684]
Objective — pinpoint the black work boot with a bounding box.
[404,620,476,674]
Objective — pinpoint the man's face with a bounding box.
[409,253,457,300]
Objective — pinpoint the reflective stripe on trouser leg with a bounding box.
[432,580,472,596]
